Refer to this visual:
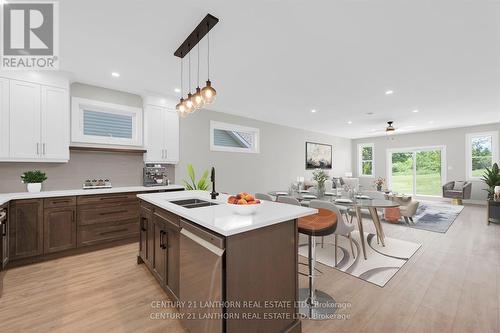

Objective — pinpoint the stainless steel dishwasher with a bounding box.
[179,220,224,333]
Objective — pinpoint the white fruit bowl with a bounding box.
[227,203,261,215]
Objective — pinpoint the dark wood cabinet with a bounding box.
[152,215,167,285]
[43,206,76,254]
[140,205,181,300]
[9,199,44,260]
[0,204,9,270]
[77,194,139,247]
[139,203,153,266]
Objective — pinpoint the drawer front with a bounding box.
[77,193,138,206]
[78,219,138,247]
[155,208,180,228]
[78,204,139,226]
[44,196,77,208]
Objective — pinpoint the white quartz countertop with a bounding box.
[137,190,317,236]
[0,185,185,206]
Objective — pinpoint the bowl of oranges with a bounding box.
[227,192,261,215]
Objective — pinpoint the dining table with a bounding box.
[268,190,400,260]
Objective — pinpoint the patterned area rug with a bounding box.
[299,231,421,287]
[399,202,464,233]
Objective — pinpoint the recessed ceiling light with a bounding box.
[311,109,317,113]
[174,88,181,93]
[428,120,434,124]
[347,121,352,125]
[366,112,374,115]
[385,90,394,95]
[412,109,419,113]
[111,72,120,77]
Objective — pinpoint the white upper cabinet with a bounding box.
[143,96,179,164]
[9,80,41,159]
[163,110,179,163]
[0,73,69,162]
[0,78,9,158]
[41,86,69,160]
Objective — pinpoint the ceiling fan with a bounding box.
[385,121,396,134]
[368,121,415,136]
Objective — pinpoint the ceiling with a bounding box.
[60,0,500,139]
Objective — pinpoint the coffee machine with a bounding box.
[143,164,167,187]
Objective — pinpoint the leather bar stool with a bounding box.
[298,200,338,320]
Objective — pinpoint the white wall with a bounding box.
[351,123,500,202]
[176,109,352,195]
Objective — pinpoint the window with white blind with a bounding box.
[71,97,143,146]
[210,121,260,153]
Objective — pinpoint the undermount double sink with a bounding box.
[169,198,219,209]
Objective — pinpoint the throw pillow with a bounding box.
[453,181,466,191]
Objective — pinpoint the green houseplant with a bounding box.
[21,170,48,193]
[481,163,500,200]
[312,169,329,197]
[182,164,209,191]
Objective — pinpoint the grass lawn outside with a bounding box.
[472,169,486,178]
[391,173,442,196]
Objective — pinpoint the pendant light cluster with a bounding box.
[174,14,219,118]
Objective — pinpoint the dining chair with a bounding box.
[310,200,355,267]
[277,196,301,206]
[254,193,274,201]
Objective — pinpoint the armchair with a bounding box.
[442,181,472,205]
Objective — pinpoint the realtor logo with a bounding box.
[1,1,59,70]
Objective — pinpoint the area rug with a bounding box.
[400,202,464,233]
[298,231,421,287]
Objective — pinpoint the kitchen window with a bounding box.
[358,143,374,177]
[466,131,498,180]
[210,121,260,153]
[71,97,143,146]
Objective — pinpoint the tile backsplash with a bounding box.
[0,151,175,193]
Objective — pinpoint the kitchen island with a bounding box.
[137,190,317,333]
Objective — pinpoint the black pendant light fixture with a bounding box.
[174,14,219,117]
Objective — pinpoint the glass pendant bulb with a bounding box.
[201,80,216,104]
[185,93,195,113]
[192,87,204,109]
[176,98,186,113]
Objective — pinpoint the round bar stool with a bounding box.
[298,204,338,320]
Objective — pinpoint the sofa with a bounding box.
[442,181,472,205]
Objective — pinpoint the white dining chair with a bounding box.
[310,200,356,267]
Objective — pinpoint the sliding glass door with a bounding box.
[389,147,444,197]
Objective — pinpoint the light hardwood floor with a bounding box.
[0,204,498,333]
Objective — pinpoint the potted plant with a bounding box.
[21,170,48,193]
[374,177,385,191]
[182,164,209,190]
[312,169,329,198]
[481,163,500,200]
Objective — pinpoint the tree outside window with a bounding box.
[359,144,374,176]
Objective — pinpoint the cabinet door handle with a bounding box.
[159,230,164,248]
[36,143,39,155]
[160,230,168,249]
[1,222,5,237]
[43,143,46,155]
[164,149,167,159]
[140,217,147,231]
